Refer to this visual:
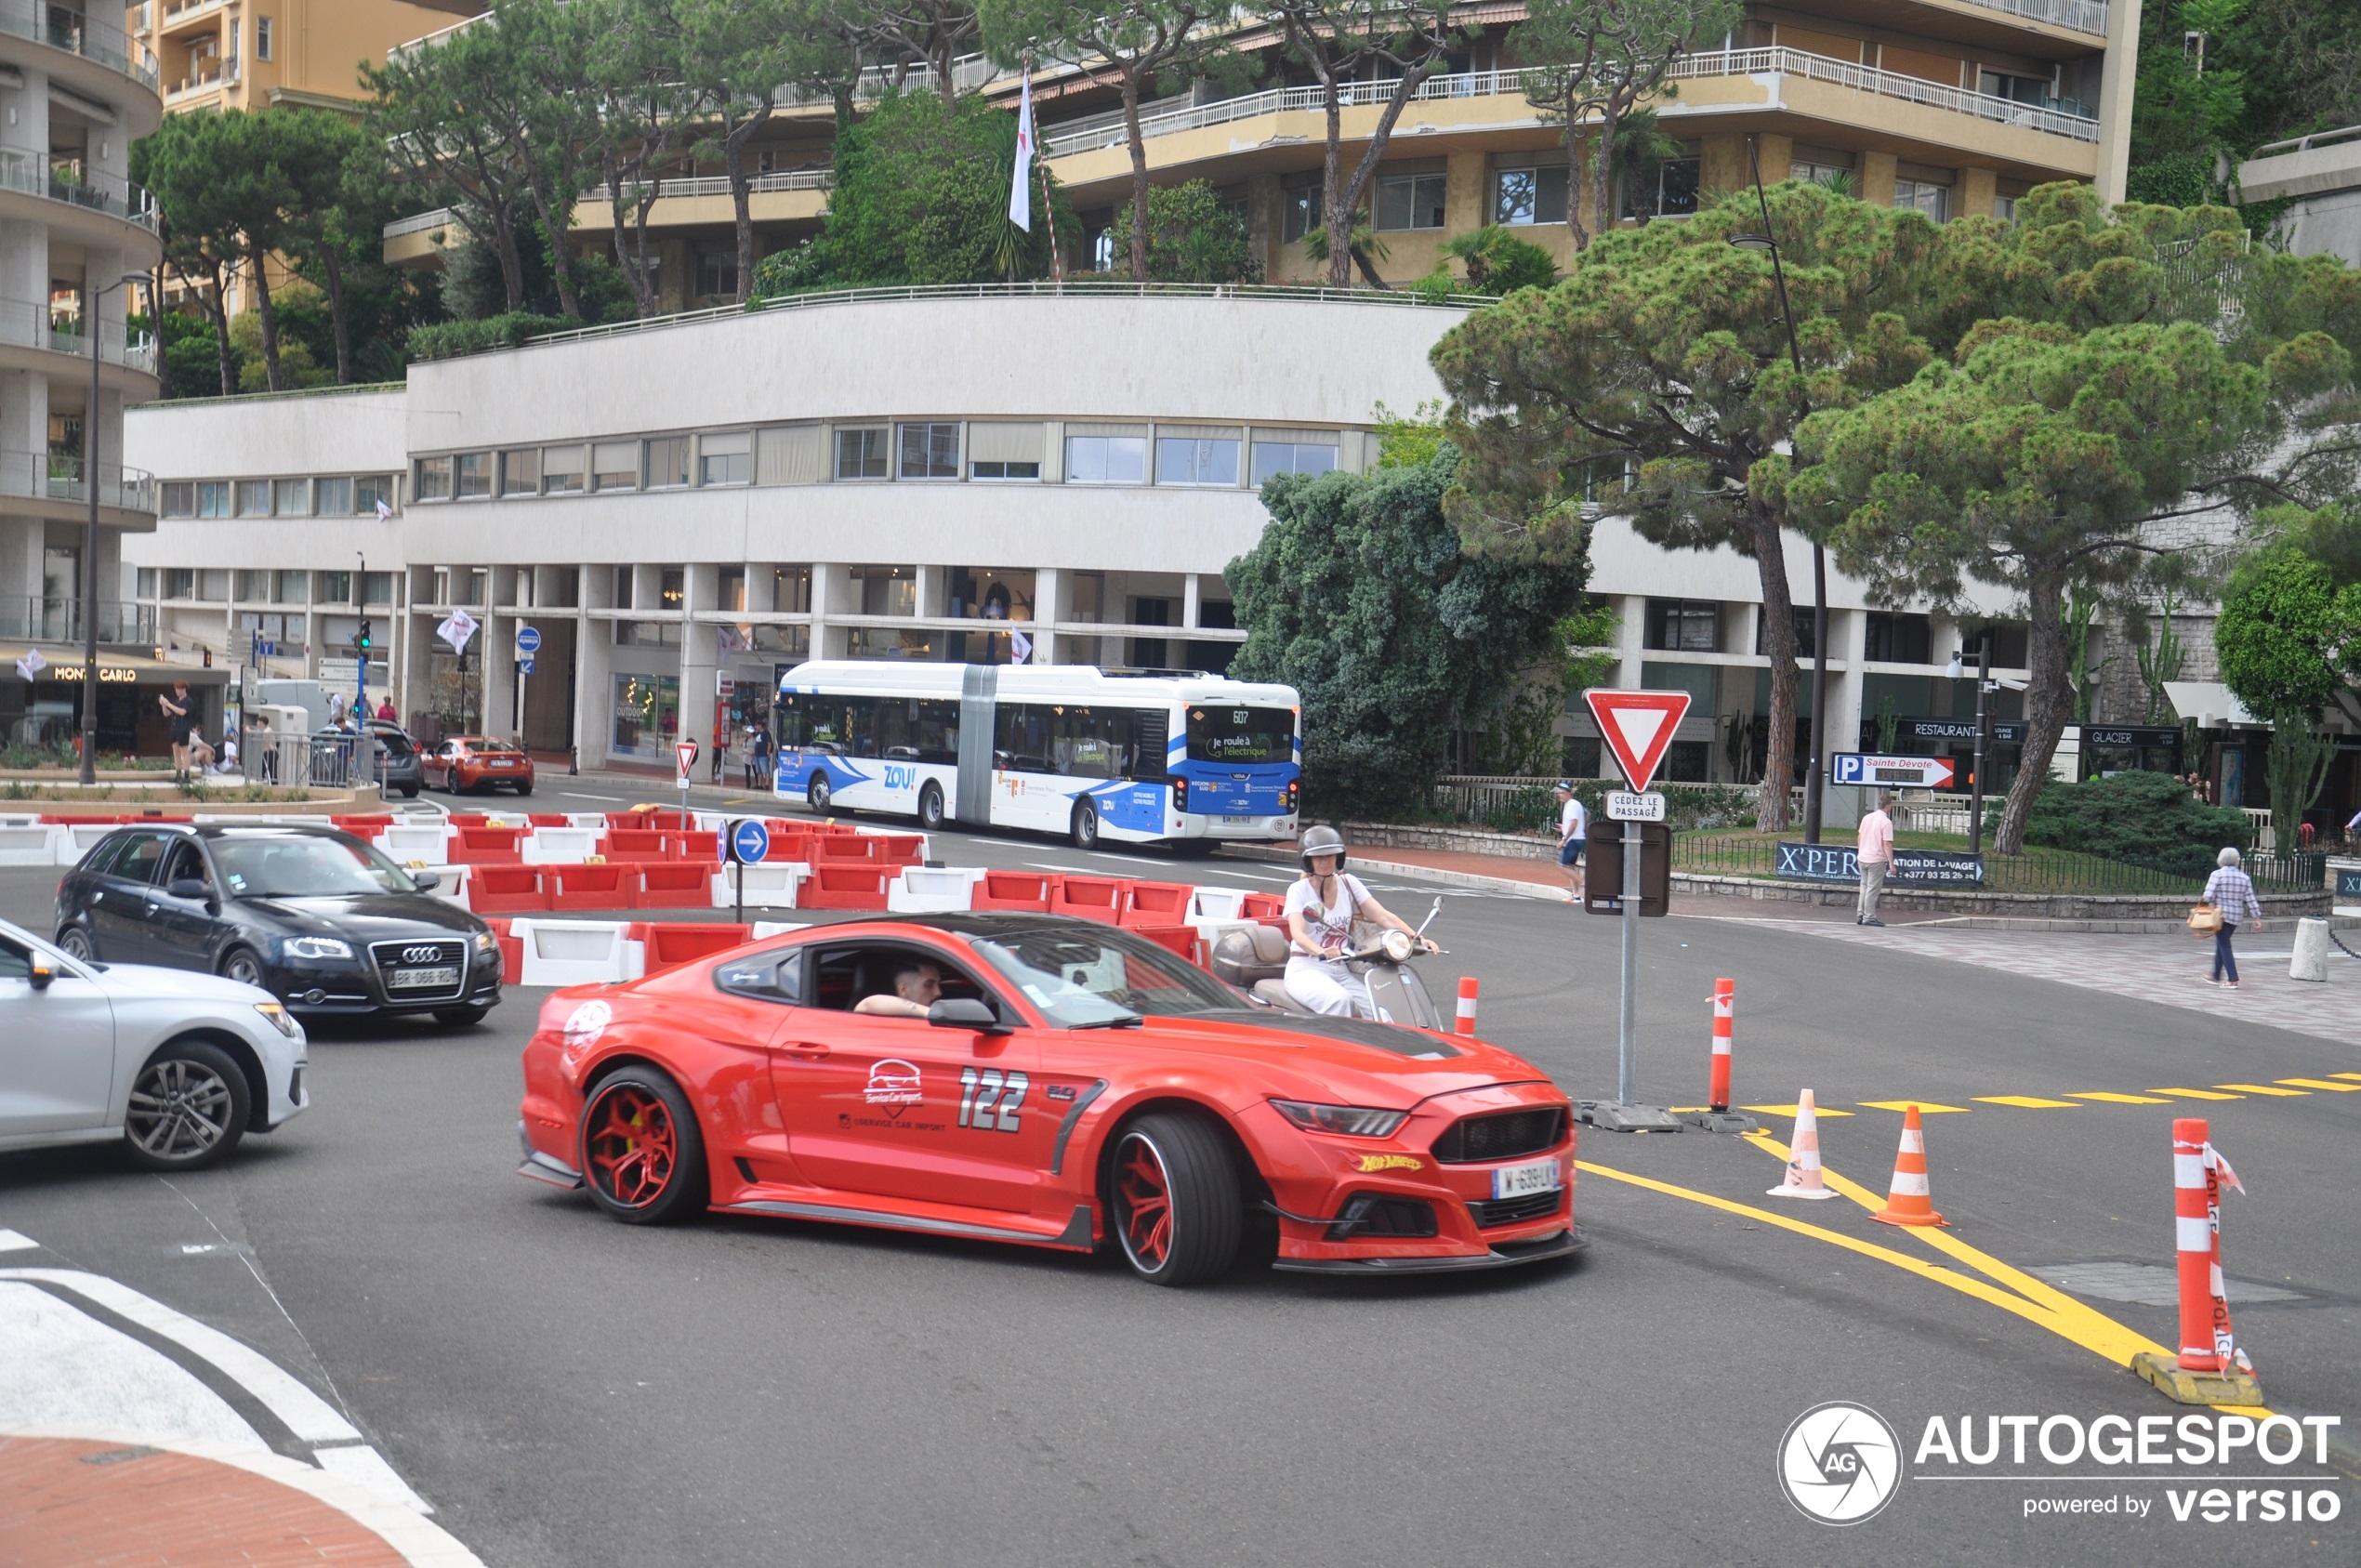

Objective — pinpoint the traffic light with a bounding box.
[356,620,373,653]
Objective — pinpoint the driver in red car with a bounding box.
[853,960,943,1018]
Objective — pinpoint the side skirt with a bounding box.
[720,1197,1098,1253]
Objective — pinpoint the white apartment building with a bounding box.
[121,288,2034,785]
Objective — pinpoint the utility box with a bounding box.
[1584,824,1672,917]
[257,679,330,733]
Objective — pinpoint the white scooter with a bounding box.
[1209,897,1447,1030]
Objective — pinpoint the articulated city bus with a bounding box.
[771,662,1301,848]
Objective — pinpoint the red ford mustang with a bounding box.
[516,914,1582,1285]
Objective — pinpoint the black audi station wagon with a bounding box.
[54,824,503,1026]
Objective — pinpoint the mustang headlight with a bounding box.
[253,1003,302,1038]
[1270,1100,1409,1139]
[283,936,351,961]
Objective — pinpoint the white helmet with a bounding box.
[1299,824,1347,869]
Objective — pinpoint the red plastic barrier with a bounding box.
[762,833,812,865]
[799,863,890,911]
[812,836,879,864]
[527,814,570,827]
[600,829,666,859]
[1050,875,1128,924]
[1239,891,1286,921]
[450,826,524,865]
[446,813,490,828]
[1131,924,1204,967]
[662,829,719,861]
[497,933,522,978]
[630,921,753,973]
[548,863,630,913]
[867,834,926,867]
[331,815,395,835]
[1120,881,1194,928]
[630,862,710,909]
[470,864,550,915]
[970,870,1054,912]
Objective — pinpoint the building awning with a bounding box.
[1,648,233,687]
[2162,681,2264,729]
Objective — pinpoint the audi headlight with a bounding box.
[473,930,497,953]
[253,1003,301,1038]
[284,936,351,961]
[1270,1100,1409,1139]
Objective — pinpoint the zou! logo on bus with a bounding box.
[882,764,919,790]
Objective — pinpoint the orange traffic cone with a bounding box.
[1766,1090,1836,1200]
[1870,1105,1946,1227]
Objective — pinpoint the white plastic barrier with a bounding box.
[0,823,65,865]
[55,823,120,865]
[889,865,984,913]
[511,918,637,985]
[564,812,613,831]
[417,865,469,908]
[376,824,455,862]
[752,921,810,941]
[710,863,806,909]
[1189,886,1253,921]
[522,827,599,863]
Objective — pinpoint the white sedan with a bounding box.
[0,917,309,1170]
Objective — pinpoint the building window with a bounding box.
[898,423,958,480]
[137,566,155,598]
[1755,607,1818,659]
[1625,154,1700,219]
[455,452,491,499]
[718,565,746,613]
[1494,165,1568,227]
[235,569,268,600]
[593,441,638,491]
[1156,437,1239,486]
[1995,194,2019,224]
[161,481,193,517]
[1863,611,1932,665]
[362,572,393,606]
[1979,70,2049,106]
[772,565,811,613]
[316,571,351,604]
[1374,170,1446,231]
[274,570,307,602]
[415,455,453,501]
[611,673,680,759]
[164,568,194,599]
[613,619,683,648]
[1065,435,1146,484]
[695,248,738,299]
[1644,599,1720,652]
[235,480,270,516]
[500,449,539,496]
[1248,440,1337,485]
[835,428,888,480]
[1895,179,1949,221]
[273,477,310,516]
[355,475,395,516]
[541,446,585,494]
[700,432,751,486]
[195,569,229,601]
[645,437,689,489]
[196,481,231,517]
[971,459,1039,481]
[659,568,685,610]
[1281,173,1322,244]
[256,16,270,59]
[315,476,353,516]
[855,565,917,616]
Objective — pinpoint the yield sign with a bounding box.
[1584,689,1693,793]
[675,739,699,784]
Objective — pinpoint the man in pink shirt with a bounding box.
[1856,791,1896,927]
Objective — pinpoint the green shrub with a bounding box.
[406,312,570,362]
[2009,770,2252,876]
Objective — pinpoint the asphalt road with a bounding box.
[3,789,2356,1565]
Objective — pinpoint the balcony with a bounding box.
[0,1,161,90]
[0,148,158,231]
[0,298,157,374]
[0,597,155,645]
[0,450,158,513]
[574,168,833,205]
[1667,47,2101,142]
[165,58,235,102]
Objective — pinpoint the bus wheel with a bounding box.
[917,781,945,832]
[807,773,832,815]
[1071,797,1100,850]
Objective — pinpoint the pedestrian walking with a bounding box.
[1554,782,1588,903]
[2345,804,2361,849]
[2200,846,2264,989]
[711,719,729,784]
[159,680,193,781]
[1856,790,1896,927]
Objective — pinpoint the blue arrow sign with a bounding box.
[518,657,535,676]
[515,625,542,655]
[729,817,771,865]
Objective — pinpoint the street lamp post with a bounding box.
[79,272,151,785]
[1729,140,1829,842]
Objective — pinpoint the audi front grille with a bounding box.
[1430,1107,1569,1165]
[368,939,468,1003]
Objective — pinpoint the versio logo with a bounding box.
[1779,1403,1904,1525]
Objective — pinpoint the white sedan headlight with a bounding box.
[284,936,351,961]
[253,1003,301,1038]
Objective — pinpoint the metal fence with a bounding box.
[1898,797,2280,852]
[242,733,376,790]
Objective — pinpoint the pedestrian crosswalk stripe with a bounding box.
[2276,1077,2361,1092]
[2149,1087,2243,1100]
[1973,1096,2081,1109]
[2215,1083,2307,1096]
[2067,1091,2171,1104]
[1856,1100,1972,1113]
[1740,1104,1854,1118]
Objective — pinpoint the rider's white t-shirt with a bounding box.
[1286,873,1370,954]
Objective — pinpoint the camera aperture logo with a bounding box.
[1780,1403,1904,1525]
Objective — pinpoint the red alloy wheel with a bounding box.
[1115,1135,1174,1271]
[586,1084,678,1208]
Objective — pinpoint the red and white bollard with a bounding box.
[2173,1117,2249,1375]
[1708,977,1736,1113]
[1454,975,1480,1036]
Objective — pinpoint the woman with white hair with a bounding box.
[2201,846,2264,989]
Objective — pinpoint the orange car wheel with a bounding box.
[1110,1113,1241,1286]
[582,1069,708,1225]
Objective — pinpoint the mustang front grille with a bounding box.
[1468,1189,1564,1228]
[1430,1107,1568,1165]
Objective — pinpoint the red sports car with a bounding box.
[516,915,1581,1285]
[424,735,534,796]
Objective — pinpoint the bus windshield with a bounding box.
[1185,705,1294,764]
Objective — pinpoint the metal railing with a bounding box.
[1673,833,2326,896]
[0,1,161,88]
[384,206,457,240]
[1668,49,2101,142]
[0,298,155,372]
[0,450,156,511]
[0,597,154,643]
[0,147,158,230]
[1898,796,2279,852]
[2251,125,2361,159]
[1945,0,2107,36]
[576,167,833,205]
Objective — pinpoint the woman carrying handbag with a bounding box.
[2196,847,2264,989]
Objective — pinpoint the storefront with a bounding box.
[610,670,679,763]
[2072,723,2183,780]
[2,651,235,760]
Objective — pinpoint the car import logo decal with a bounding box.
[864,1059,924,1119]
[1778,1402,1904,1525]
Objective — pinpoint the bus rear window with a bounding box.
[1186,706,1293,763]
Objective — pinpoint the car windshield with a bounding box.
[964,926,1237,1028]
[210,835,420,898]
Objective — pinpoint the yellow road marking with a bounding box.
[2068,1091,2172,1105]
[2216,1083,2307,1096]
[2150,1087,2243,1100]
[1856,1100,1972,1113]
[2335,1073,2361,1084]
[1973,1096,2081,1109]
[2276,1078,2361,1092]
[1740,1104,1853,1117]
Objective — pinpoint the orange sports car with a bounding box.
[424,735,534,796]
[516,915,1581,1285]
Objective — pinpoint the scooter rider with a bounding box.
[1284,824,1435,1018]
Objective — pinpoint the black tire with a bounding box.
[57,925,96,962]
[513,782,534,797]
[581,1068,708,1225]
[1071,797,1101,851]
[400,784,420,799]
[807,772,832,815]
[122,1039,250,1171]
[1108,1113,1242,1286]
[917,781,945,832]
[218,945,269,992]
[435,1006,491,1027]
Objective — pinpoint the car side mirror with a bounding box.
[167,876,209,902]
[929,997,1008,1034]
[410,870,441,891]
[28,962,52,991]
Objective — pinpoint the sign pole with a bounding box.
[1618,814,1640,1106]
[1580,687,1693,1135]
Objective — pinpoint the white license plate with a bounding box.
[391,966,458,990]
[491,759,514,768]
[1222,813,1256,823]
[1492,1157,1563,1200]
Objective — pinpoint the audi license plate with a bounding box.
[1492,1157,1563,1201]
[390,966,459,990]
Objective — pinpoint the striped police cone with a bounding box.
[1679,980,1757,1133]
[1765,1090,1836,1200]
[1869,1105,1945,1227]
[1454,976,1479,1036]
[2132,1118,2263,1403]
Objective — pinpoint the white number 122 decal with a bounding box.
[958,1066,1028,1132]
